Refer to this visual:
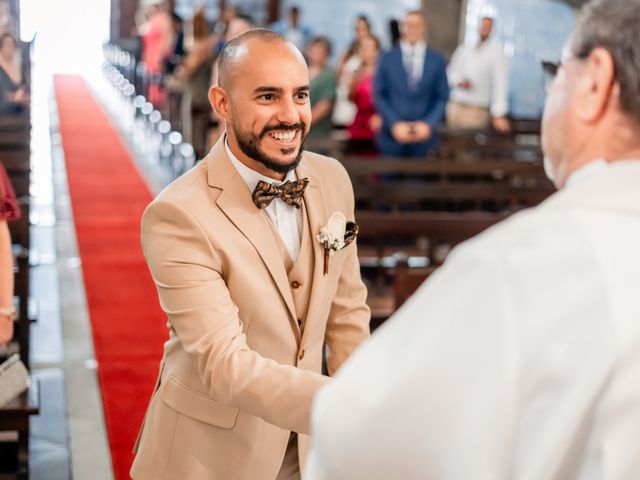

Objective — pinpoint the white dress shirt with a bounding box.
[400,40,426,87]
[447,40,509,116]
[225,141,303,261]
[306,160,640,480]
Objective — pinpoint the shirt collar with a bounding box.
[565,158,608,187]
[225,137,297,193]
[400,40,427,55]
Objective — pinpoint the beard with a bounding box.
[232,121,307,175]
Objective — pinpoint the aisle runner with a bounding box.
[54,75,166,480]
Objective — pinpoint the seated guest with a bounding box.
[0,163,20,346]
[373,10,449,156]
[307,36,337,138]
[333,15,372,128]
[347,35,381,145]
[306,1,640,479]
[0,32,28,114]
[447,16,510,132]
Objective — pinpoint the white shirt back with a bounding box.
[306,160,640,480]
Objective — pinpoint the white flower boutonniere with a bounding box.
[317,212,359,275]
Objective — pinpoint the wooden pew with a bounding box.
[0,381,39,480]
[0,112,30,133]
[437,124,542,162]
[0,44,38,479]
[343,156,554,212]
[356,210,508,263]
[356,210,509,326]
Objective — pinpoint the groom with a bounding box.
[131,29,370,479]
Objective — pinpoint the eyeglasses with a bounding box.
[541,60,561,93]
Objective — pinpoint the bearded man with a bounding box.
[131,29,370,480]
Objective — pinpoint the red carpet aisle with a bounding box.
[54,75,167,479]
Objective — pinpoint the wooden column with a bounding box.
[421,0,464,58]
[267,0,280,24]
[111,0,140,41]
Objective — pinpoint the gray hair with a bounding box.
[570,0,640,123]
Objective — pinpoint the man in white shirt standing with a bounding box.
[306,0,640,478]
[447,16,510,132]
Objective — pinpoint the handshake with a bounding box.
[391,121,432,144]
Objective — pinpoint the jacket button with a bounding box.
[291,280,301,289]
[298,349,305,361]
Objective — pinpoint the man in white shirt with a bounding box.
[306,0,640,478]
[447,16,510,132]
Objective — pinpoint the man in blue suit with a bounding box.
[374,10,450,156]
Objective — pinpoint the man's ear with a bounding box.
[209,85,229,123]
[575,47,616,124]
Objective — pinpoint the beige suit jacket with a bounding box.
[131,139,370,480]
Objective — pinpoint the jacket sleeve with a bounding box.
[373,53,401,127]
[323,167,371,375]
[490,47,510,117]
[141,199,330,434]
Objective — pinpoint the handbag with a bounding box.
[0,354,30,408]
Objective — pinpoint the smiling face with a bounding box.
[210,36,311,179]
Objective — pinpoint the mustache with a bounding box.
[260,123,306,138]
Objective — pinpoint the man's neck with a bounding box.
[402,39,425,48]
[560,136,640,187]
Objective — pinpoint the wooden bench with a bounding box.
[438,124,542,162]
[0,381,39,480]
[0,113,30,133]
[356,210,509,326]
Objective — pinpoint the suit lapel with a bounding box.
[296,161,328,344]
[206,139,298,328]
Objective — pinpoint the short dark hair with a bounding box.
[216,28,286,87]
[571,0,640,123]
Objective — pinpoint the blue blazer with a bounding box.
[373,46,450,155]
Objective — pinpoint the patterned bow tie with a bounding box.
[252,178,309,209]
